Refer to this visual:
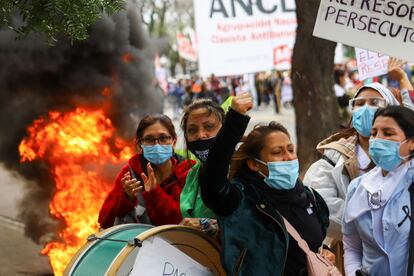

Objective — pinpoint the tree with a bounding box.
[291,0,339,172]
[0,0,124,42]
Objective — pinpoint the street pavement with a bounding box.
[0,102,295,275]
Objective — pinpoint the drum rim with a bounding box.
[64,223,152,276]
[106,224,222,276]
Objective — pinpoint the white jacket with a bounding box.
[303,133,359,240]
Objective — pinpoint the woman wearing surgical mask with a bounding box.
[99,114,194,228]
[343,106,414,276]
[198,95,331,275]
[303,58,414,272]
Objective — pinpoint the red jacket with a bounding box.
[98,154,194,229]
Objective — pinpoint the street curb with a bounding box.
[0,214,24,233]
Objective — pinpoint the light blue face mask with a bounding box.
[142,144,173,165]
[255,159,299,190]
[369,138,411,172]
[352,105,378,137]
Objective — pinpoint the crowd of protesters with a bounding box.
[98,58,414,276]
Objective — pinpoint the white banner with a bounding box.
[313,0,414,62]
[130,236,213,276]
[193,0,297,77]
[355,48,389,81]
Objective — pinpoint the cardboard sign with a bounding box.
[355,48,389,80]
[193,0,297,76]
[313,0,414,62]
[130,236,213,276]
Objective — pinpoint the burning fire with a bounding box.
[19,107,134,275]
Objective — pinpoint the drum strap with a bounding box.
[87,234,142,247]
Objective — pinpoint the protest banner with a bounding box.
[130,236,213,276]
[177,31,198,62]
[313,0,414,61]
[355,48,389,80]
[193,0,296,76]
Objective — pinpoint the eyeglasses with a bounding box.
[140,135,172,145]
[349,97,387,110]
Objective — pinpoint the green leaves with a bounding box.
[0,0,124,43]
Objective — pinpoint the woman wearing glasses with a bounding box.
[98,114,194,228]
[303,58,414,271]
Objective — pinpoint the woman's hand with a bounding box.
[121,172,142,200]
[388,57,414,92]
[140,163,158,192]
[231,92,253,115]
[387,57,407,82]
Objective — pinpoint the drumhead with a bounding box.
[64,223,153,276]
[109,225,225,276]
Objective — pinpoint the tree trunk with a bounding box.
[292,0,340,173]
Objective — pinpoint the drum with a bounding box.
[65,224,225,276]
[64,224,153,276]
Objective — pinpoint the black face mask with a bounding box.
[187,136,217,162]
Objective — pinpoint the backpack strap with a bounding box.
[407,182,414,276]
[282,217,311,254]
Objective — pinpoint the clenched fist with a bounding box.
[231,92,253,115]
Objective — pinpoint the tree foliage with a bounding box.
[0,0,124,41]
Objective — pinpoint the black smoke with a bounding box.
[0,2,163,243]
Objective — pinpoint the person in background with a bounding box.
[303,58,414,273]
[98,114,194,228]
[199,93,332,275]
[343,106,414,276]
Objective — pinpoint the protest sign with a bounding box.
[355,48,389,80]
[193,0,296,76]
[177,31,198,62]
[313,0,414,62]
[130,236,213,276]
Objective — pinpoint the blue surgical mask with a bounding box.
[142,144,173,165]
[369,138,411,172]
[352,105,378,137]
[255,159,299,190]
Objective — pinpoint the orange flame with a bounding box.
[122,53,133,63]
[19,107,134,275]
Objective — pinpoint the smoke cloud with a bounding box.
[0,2,163,243]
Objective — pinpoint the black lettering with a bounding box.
[410,6,414,21]
[368,17,379,33]
[410,32,414,43]
[396,4,409,18]
[372,0,384,13]
[210,0,229,18]
[357,15,368,31]
[325,6,336,21]
[389,23,402,37]
[231,0,253,17]
[360,0,370,10]
[378,20,390,36]
[384,1,397,16]
[402,26,413,42]
[340,0,347,5]
[350,0,357,7]
[163,262,175,276]
[256,0,277,14]
[347,11,358,28]
[336,9,347,25]
[281,0,295,12]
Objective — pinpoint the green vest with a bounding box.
[180,162,216,218]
